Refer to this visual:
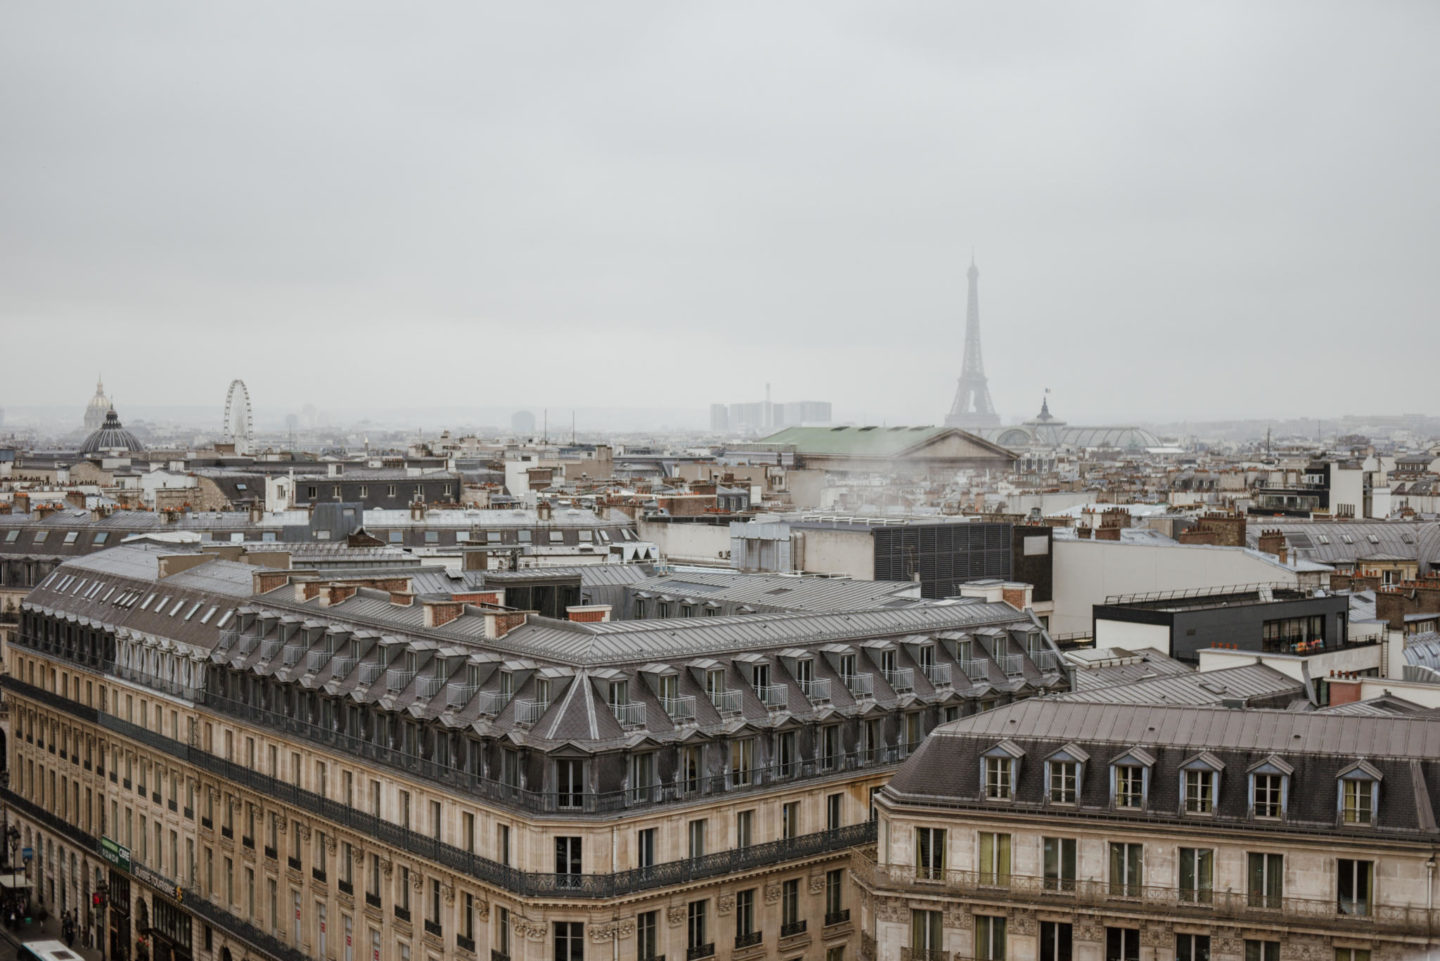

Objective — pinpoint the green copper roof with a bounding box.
[752,425,955,457]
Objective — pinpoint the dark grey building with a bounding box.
[1093,585,1353,663]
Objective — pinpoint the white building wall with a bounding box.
[1092,619,1172,655]
[1050,539,1302,636]
[635,516,732,566]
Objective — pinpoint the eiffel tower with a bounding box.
[944,256,1000,429]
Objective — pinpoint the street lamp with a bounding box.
[93,879,109,961]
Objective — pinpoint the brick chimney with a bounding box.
[422,599,464,628]
[566,604,612,623]
[389,590,414,607]
[1257,529,1287,564]
[324,584,358,607]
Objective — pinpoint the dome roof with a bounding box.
[80,409,144,455]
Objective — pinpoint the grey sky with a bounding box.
[2,2,1436,426]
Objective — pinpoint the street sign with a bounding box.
[20,847,32,863]
[100,838,131,873]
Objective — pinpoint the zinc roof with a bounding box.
[926,699,1440,760]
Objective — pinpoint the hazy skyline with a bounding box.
[3,2,1437,426]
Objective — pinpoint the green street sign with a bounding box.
[100,837,131,873]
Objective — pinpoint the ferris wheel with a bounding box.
[222,379,254,454]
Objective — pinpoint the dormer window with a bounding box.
[916,646,935,676]
[608,680,628,708]
[1338,761,1381,825]
[838,654,857,680]
[984,757,1013,800]
[1116,768,1143,808]
[657,674,678,703]
[498,671,514,699]
[1110,749,1154,810]
[981,741,1023,801]
[1180,753,1223,816]
[1045,744,1088,805]
[1247,756,1292,819]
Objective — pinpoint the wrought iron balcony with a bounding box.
[922,663,951,688]
[842,672,874,699]
[734,931,762,949]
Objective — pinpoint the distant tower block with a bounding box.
[945,257,1000,429]
[511,410,537,437]
[222,379,254,454]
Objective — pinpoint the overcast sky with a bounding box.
[2,2,1437,427]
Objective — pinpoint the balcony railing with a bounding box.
[708,689,742,716]
[734,931,762,949]
[754,684,788,710]
[853,852,1439,935]
[687,944,715,961]
[417,674,445,698]
[824,910,850,927]
[996,653,1024,678]
[883,668,914,693]
[474,691,509,717]
[780,920,807,937]
[953,655,985,681]
[514,699,550,727]
[799,677,831,704]
[446,684,477,709]
[842,672,874,699]
[660,695,696,723]
[921,664,951,688]
[611,701,646,729]
[1029,650,1059,673]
